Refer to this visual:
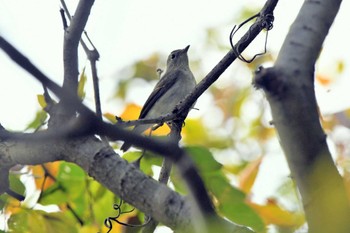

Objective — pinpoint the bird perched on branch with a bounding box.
[121,45,196,151]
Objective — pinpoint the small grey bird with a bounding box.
[121,45,196,151]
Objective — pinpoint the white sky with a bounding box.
[1,0,350,220]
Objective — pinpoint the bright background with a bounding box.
[1,0,350,232]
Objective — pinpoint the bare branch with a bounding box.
[62,0,95,93]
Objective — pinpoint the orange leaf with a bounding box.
[120,103,170,136]
[31,162,60,190]
[247,199,305,227]
[120,103,141,121]
[100,211,138,233]
[238,157,263,193]
[316,74,333,86]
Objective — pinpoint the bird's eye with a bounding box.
[171,53,176,59]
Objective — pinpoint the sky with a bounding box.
[1,0,350,228]
[0,0,303,131]
[1,0,350,131]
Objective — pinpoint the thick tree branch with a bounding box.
[254,0,350,232]
[0,134,252,233]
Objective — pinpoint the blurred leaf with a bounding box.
[223,161,249,175]
[208,174,264,231]
[78,67,87,100]
[119,103,170,136]
[103,112,118,123]
[238,157,263,194]
[248,117,275,142]
[316,73,332,86]
[211,86,251,119]
[172,146,222,194]
[56,162,86,200]
[343,171,350,201]
[79,225,100,233]
[89,180,109,202]
[185,146,222,173]
[122,151,162,176]
[25,110,47,130]
[31,162,60,191]
[133,53,161,81]
[0,195,8,210]
[39,162,86,206]
[8,210,78,233]
[248,199,305,228]
[120,103,141,122]
[182,118,230,148]
[219,202,266,233]
[39,182,67,205]
[9,174,25,198]
[203,171,265,232]
[37,94,47,108]
[337,60,344,73]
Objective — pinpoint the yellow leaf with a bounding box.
[248,199,305,227]
[120,103,170,136]
[37,94,47,108]
[78,67,87,99]
[4,198,22,215]
[120,103,141,121]
[103,112,117,123]
[337,60,344,74]
[238,157,263,193]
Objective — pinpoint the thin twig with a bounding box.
[62,0,95,94]
[60,2,105,142]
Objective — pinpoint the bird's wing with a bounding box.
[139,70,179,119]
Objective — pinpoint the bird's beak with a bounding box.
[183,45,190,53]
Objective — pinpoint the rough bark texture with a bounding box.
[254,0,350,232]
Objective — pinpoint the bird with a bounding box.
[120,45,196,151]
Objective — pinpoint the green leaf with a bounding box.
[0,195,8,209]
[8,210,29,232]
[39,162,86,205]
[8,210,78,233]
[205,172,265,232]
[122,151,163,175]
[56,162,86,199]
[219,202,265,233]
[43,212,78,233]
[37,94,47,108]
[181,150,265,233]
[25,110,47,130]
[39,183,68,205]
[9,174,25,198]
[185,146,222,173]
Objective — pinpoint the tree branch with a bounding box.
[0,36,249,232]
[116,0,279,146]
[254,0,350,232]
[62,0,95,93]
[0,132,252,232]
